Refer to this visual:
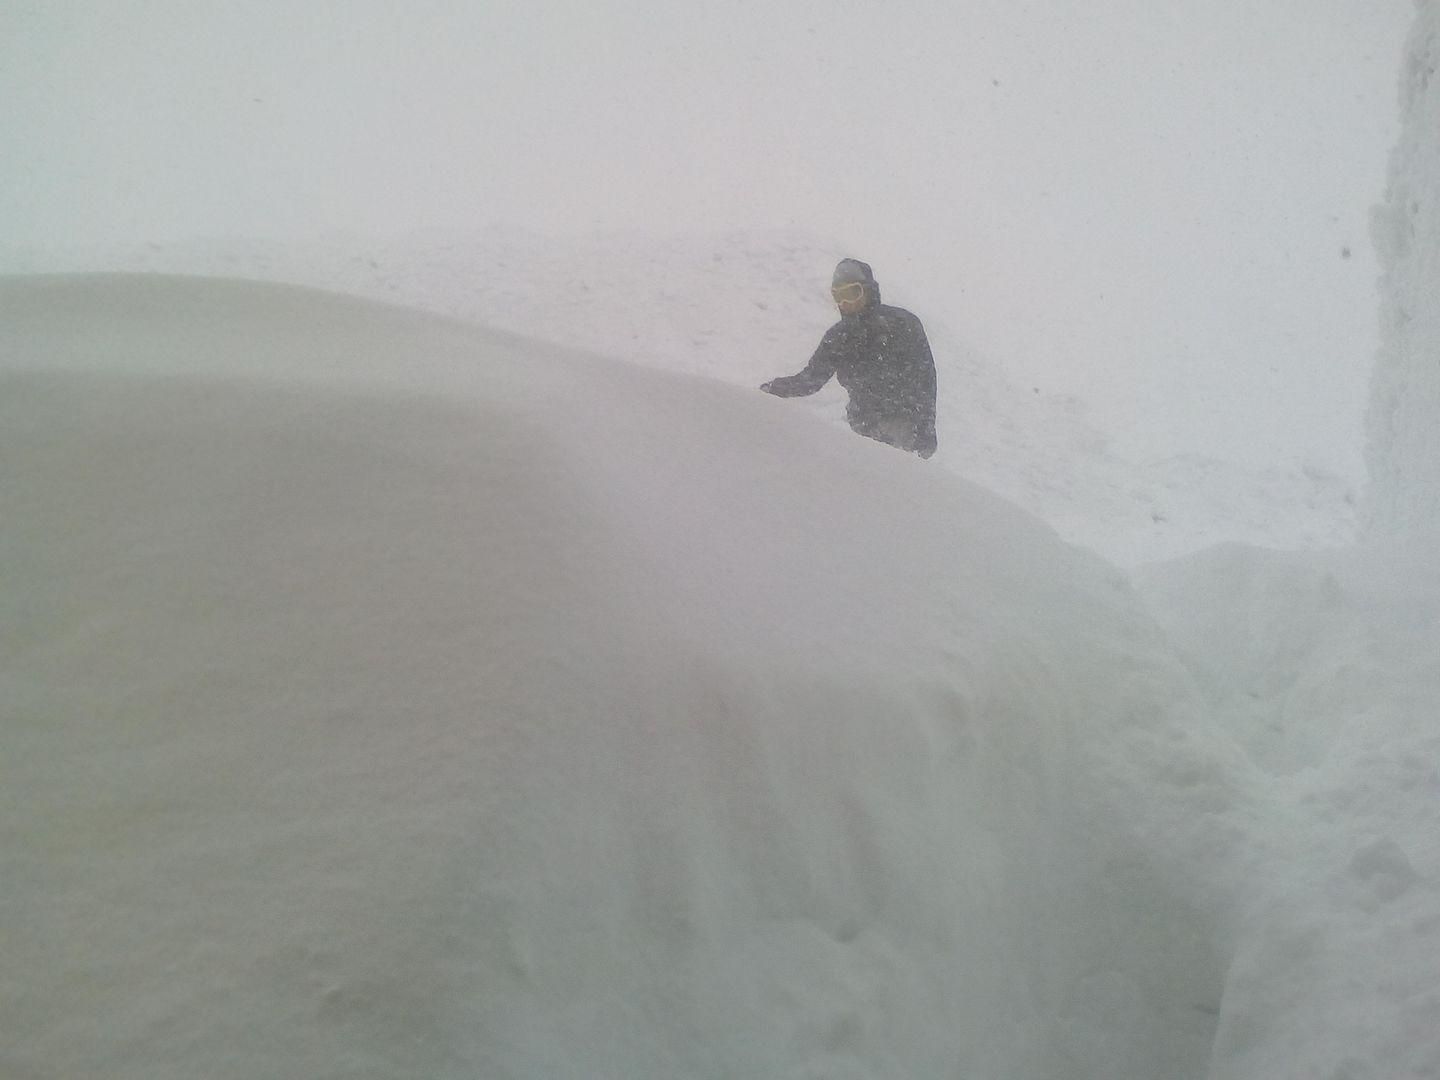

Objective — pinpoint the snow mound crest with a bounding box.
[2,275,1254,1078]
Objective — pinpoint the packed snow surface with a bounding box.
[3,273,1437,1079]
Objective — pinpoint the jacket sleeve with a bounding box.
[911,318,938,457]
[761,325,841,397]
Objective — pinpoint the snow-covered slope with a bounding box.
[0,231,1358,567]
[2,274,1260,1079]
[1367,0,1440,536]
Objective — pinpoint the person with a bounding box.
[761,259,937,458]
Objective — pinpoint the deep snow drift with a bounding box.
[4,6,1436,1079]
[4,14,1439,1075]
[4,272,1437,1079]
[4,274,1247,1079]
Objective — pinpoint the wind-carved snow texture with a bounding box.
[4,275,1248,1079]
[1367,0,1440,536]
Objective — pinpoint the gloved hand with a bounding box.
[759,380,776,394]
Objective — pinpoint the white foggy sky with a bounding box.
[2,0,1412,480]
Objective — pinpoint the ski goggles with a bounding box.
[831,282,865,303]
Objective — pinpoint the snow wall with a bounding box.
[1367,0,1440,535]
[0,275,1254,1080]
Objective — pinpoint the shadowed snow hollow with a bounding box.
[1135,537,1440,1079]
[2,276,1249,1079]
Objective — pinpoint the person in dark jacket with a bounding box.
[761,259,937,458]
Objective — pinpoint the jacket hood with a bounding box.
[833,258,883,308]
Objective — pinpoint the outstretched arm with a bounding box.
[761,325,841,397]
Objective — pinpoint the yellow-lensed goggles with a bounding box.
[831,282,865,303]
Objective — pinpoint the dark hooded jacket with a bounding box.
[763,273,938,458]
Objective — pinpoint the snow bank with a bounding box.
[1,275,1251,1079]
[1367,0,1440,535]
